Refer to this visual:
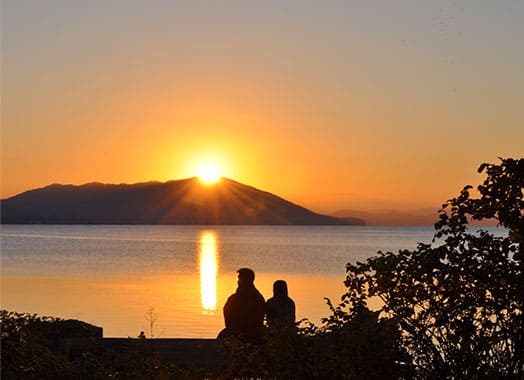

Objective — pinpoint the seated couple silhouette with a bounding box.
[219,268,295,344]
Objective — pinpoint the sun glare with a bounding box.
[198,164,221,184]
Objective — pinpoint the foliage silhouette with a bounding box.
[339,157,523,378]
[219,312,407,380]
[0,310,205,379]
[1,310,108,379]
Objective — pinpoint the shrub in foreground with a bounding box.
[340,158,523,378]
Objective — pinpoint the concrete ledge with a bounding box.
[42,319,103,359]
[103,338,227,369]
[45,319,228,369]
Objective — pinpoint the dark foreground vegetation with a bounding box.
[2,158,522,379]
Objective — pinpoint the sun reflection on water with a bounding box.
[199,231,218,314]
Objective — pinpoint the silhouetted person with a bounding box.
[222,268,266,344]
[266,280,295,328]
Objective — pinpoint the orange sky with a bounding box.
[2,1,523,213]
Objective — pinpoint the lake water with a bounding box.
[0,225,504,338]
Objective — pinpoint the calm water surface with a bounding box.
[0,225,503,337]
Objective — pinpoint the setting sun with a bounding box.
[198,164,221,184]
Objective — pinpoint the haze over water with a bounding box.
[2,224,505,338]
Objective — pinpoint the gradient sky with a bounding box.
[2,1,523,212]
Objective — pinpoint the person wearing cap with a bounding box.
[222,268,266,344]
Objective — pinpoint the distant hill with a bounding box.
[331,208,439,226]
[331,208,497,226]
[1,178,353,225]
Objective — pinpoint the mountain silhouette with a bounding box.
[1,178,353,225]
[331,208,438,226]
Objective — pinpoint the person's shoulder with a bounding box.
[251,286,263,296]
[225,292,238,305]
[253,288,265,303]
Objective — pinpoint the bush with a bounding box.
[219,311,408,380]
[1,310,108,379]
[342,158,523,378]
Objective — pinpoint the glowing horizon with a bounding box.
[2,2,523,209]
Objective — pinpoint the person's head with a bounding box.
[273,280,288,297]
[237,268,255,287]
